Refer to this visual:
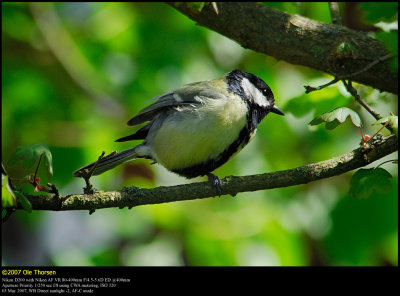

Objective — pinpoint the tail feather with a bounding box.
[73,147,138,177]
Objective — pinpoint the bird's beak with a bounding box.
[271,105,285,116]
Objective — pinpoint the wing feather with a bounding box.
[115,123,152,142]
[126,80,225,126]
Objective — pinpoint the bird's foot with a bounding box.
[207,173,222,197]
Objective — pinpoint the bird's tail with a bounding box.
[73,147,138,177]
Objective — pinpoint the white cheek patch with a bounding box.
[240,78,270,107]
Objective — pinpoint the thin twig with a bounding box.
[88,151,106,177]
[335,54,395,80]
[342,80,395,134]
[304,77,340,93]
[304,54,395,94]
[342,80,381,120]
[365,120,391,144]
[375,159,398,169]
[82,151,106,194]
[358,127,367,143]
[33,153,44,182]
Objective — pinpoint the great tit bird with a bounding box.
[74,70,284,193]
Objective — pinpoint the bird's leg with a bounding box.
[207,173,222,197]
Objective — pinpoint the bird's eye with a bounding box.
[262,89,268,95]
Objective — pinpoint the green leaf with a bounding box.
[359,2,398,24]
[325,119,342,130]
[2,174,17,208]
[349,168,393,199]
[375,30,398,72]
[284,86,351,118]
[309,107,362,130]
[2,168,31,212]
[14,191,32,213]
[7,144,53,183]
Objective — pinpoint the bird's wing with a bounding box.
[115,123,152,142]
[126,81,224,126]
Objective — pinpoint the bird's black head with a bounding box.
[226,70,284,116]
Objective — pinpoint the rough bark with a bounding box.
[168,2,398,94]
[19,135,398,212]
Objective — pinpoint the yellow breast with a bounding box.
[150,93,248,171]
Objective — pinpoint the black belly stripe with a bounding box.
[172,105,268,179]
[172,124,252,178]
[172,71,272,178]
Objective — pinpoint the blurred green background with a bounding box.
[2,2,398,266]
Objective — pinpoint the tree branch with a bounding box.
[167,2,397,94]
[16,135,398,212]
[342,80,383,121]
